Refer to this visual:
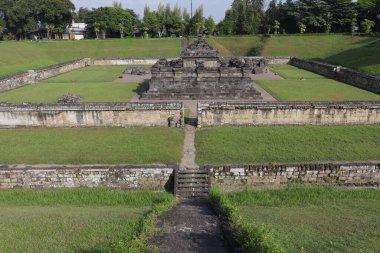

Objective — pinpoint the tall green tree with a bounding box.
[2,0,37,39]
[142,5,158,37]
[36,0,74,39]
[205,16,216,35]
[189,6,205,35]
[325,0,357,33]
[263,0,279,34]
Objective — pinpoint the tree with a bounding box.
[273,20,280,34]
[182,8,191,36]
[218,0,264,35]
[143,5,158,37]
[204,16,216,35]
[85,6,136,39]
[299,22,306,34]
[361,18,375,33]
[74,7,91,22]
[297,0,329,33]
[189,6,205,35]
[325,0,357,33]
[37,0,74,39]
[263,0,279,34]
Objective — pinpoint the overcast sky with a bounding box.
[71,0,262,23]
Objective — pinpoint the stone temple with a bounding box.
[142,35,266,99]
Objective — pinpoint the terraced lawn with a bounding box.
[256,65,380,101]
[196,125,380,165]
[222,187,380,253]
[0,66,141,103]
[0,128,184,164]
[0,189,175,253]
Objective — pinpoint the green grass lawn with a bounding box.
[224,186,380,253]
[0,66,141,103]
[1,35,379,77]
[210,35,380,75]
[0,38,181,77]
[0,188,175,253]
[196,125,380,165]
[0,128,184,164]
[256,65,380,101]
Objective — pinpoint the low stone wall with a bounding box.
[89,58,171,66]
[0,165,175,190]
[0,59,89,93]
[197,101,380,127]
[0,58,161,94]
[206,161,380,190]
[290,58,380,94]
[247,56,291,65]
[0,102,183,128]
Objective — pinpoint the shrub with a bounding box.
[210,188,285,253]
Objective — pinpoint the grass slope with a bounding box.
[0,128,184,164]
[196,125,380,165]
[225,187,380,253]
[210,35,380,75]
[0,189,175,253]
[0,66,140,103]
[257,65,380,101]
[0,38,181,77]
[1,35,379,78]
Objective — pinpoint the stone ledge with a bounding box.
[0,102,184,112]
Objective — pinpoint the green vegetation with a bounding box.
[196,125,380,165]
[210,188,285,253]
[0,188,175,253]
[210,35,380,75]
[256,65,380,101]
[0,66,141,103]
[0,38,181,77]
[0,35,379,78]
[0,128,184,164]
[219,186,380,253]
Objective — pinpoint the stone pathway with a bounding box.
[147,199,230,253]
[181,125,198,169]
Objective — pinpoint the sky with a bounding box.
[71,0,239,23]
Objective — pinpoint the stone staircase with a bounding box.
[174,169,210,198]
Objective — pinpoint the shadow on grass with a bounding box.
[132,80,149,97]
[311,37,380,75]
[246,36,269,56]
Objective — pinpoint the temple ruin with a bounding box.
[142,35,266,99]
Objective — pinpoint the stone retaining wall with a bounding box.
[0,59,89,93]
[0,165,175,190]
[206,161,380,190]
[0,102,184,128]
[290,58,380,94]
[197,101,380,127]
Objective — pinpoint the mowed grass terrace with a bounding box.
[0,128,184,164]
[0,38,181,77]
[0,66,141,104]
[222,186,380,253]
[0,35,379,77]
[0,188,175,253]
[196,125,380,165]
[256,65,380,101]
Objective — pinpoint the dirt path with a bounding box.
[147,199,230,253]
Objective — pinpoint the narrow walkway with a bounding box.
[181,101,199,169]
[147,199,230,253]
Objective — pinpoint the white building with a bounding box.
[64,21,87,40]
